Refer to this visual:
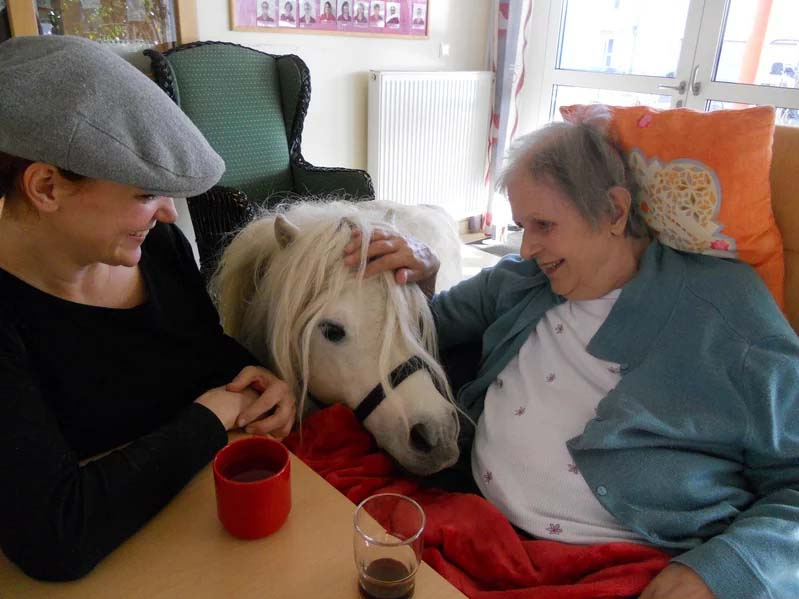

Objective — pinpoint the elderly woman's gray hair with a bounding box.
[497,122,649,239]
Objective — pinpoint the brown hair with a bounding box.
[0,152,85,200]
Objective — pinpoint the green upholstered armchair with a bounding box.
[145,41,374,278]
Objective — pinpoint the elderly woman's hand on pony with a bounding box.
[343,226,440,297]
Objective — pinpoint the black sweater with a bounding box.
[0,224,254,581]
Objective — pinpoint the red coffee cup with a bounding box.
[212,436,291,539]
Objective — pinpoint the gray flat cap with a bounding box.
[0,36,224,197]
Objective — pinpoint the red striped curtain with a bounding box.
[484,0,534,239]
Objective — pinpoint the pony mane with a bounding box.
[214,199,454,420]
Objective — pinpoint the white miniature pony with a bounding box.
[212,200,463,475]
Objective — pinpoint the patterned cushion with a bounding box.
[561,104,784,309]
[167,44,294,202]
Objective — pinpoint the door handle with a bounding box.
[657,80,687,94]
[690,65,702,95]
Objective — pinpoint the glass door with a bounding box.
[531,0,799,127]
[535,0,706,123]
[687,0,799,126]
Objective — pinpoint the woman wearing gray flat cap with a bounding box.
[0,36,296,581]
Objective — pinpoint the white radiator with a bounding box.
[367,71,493,220]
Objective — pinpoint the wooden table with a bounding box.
[0,452,467,598]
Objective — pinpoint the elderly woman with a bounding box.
[345,121,799,599]
[0,36,296,580]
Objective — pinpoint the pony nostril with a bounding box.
[410,424,435,453]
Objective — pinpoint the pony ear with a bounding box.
[275,214,301,248]
[339,216,357,232]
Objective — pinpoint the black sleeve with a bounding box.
[0,321,229,581]
[0,223,266,581]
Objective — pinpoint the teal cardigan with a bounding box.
[431,240,799,599]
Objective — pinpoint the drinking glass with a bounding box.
[353,493,425,599]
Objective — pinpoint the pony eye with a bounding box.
[319,321,346,343]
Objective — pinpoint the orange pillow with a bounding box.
[560,104,784,310]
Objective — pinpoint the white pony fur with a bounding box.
[211,198,463,475]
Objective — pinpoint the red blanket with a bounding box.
[284,404,670,598]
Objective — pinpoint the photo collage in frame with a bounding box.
[232,0,429,37]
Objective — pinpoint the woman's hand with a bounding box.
[225,366,297,440]
[639,564,715,599]
[343,227,440,297]
[194,385,260,431]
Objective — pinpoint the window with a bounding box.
[5,0,197,57]
[530,0,799,128]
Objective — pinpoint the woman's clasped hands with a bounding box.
[196,366,297,439]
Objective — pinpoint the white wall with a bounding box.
[195,0,491,171]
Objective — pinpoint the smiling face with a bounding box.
[54,177,178,267]
[508,171,636,300]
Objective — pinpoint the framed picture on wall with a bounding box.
[231,0,428,38]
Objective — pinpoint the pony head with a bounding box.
[212,200,460,475]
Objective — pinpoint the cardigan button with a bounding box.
[596,485,608,496]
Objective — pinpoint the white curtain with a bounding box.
[484,0,534,239]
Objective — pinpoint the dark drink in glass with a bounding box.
[359,558,414,599]
[354,494,425,599]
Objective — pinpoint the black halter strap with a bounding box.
[353,355,427,422]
